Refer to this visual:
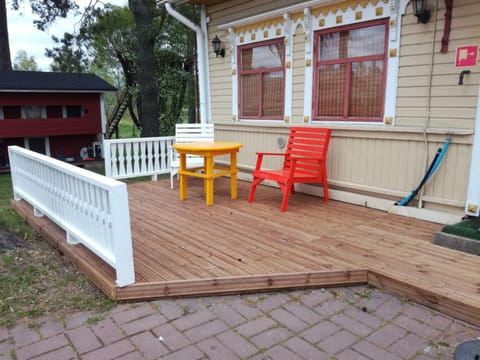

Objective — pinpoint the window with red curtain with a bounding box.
[313,19,388,122]
[238,39,285,119]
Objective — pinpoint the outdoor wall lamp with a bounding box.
[412,0,431,24]
[212,35,225,58]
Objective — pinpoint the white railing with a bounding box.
[8,146,135,287]
[104,136,174,180]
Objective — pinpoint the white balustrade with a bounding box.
[8,146,135,287]
[104,136,174,180]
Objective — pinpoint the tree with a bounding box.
[0,0,78,70]
[129,0,162,137]
[46,33,89,73]
[0,0,12,69]
[13,50,39,71]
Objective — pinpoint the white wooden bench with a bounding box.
[170,123,214,189]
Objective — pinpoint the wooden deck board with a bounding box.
[11,177,480,326]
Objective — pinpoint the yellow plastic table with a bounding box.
[172,141,243,206]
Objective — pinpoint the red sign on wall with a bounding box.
[455,45,478,67]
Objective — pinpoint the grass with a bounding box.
[0,174,116,328]
[441,216,480,241]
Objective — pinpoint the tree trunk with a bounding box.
[0,0,12,70]
[129,0,160,137]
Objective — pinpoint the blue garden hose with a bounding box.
[395,137,451,206]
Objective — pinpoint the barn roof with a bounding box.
[0,70,116,93]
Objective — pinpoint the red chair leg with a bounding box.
[322,171,329,202]
[248,177,263,203]
[280,183,293,212]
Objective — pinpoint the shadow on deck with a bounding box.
[11,177,480,326]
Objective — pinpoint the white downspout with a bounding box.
[165,2,209,124]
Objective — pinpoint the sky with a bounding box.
[7,0,127,70]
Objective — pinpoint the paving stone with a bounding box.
[235,317,277,338]
[155,300,185,321]
[152,323,191,352]
[81,339,135,360]
[10,324,40,347]
[283,302,323,325]
[318,329,358,354]
[353,340,402,360]
[216,330,258,359]
[250,328,292,349]
[366,323,407,348]
[66,327,102,354]
[183,319,229,343]
[114,351,145,360]
[197,337,239,360]
[373,297,406,321]
[160,345,204,360]
[172,310,216,331]
[284,336,328,359]
[229,298,262,319]
[389,333,428,359]
[38,318,64,338]
[269,308,308,333]
[314,299,348,318]
[300,289,332,308]
[330,313,374,337]
[0,341,12,357]
[259,345,298,359]
[403,304,453,330]
[344,306,383,328]
[0,329,7,342]
[64,312,94,329]
[211,304,246,327]
[91,317,125,345]
[15,334,68,360]
[336,348,371,360]
[357,288,392,311]
[29,346,75,360]
[393,315,442,338]
[112,303,155,325]
[300,320,341,344]
[256,293,290,312]
[130,331,169,359]
[121,313,167,336]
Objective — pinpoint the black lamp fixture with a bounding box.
[212,35,225,58]
[411,0,431,24]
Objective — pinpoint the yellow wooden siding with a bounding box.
[206,0,479,213]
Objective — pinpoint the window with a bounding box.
[238,39,285,119]
[66,106,82,118]
[22,106,44,119]
[3,106,21,119]
[46,106,63,118]
[313,19,388,122]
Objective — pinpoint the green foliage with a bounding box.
[0,174,115,327]
[442,217,480,240]
[47,32,89,73]
[13,50,40,71]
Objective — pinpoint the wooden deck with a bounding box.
[12,177,480,326]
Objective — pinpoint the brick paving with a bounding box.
[1,285,479,360]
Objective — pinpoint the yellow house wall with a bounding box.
[205,0,480,215]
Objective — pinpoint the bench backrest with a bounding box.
[283,127,332,175]
[175,123,214,144]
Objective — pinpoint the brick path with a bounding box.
[1,285,479,360]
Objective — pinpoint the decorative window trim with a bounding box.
[218,0,408,125]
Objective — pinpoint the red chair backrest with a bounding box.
[283,127,332,175]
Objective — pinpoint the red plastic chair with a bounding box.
[248,127,332,212]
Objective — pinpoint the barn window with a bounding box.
[313,19,388,122]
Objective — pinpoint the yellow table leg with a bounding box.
[230,151,238,199]
[179,153,187,200]
[205,155,214,206]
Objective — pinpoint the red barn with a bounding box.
[0,70,116,170]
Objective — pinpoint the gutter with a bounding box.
[164,2,209,124]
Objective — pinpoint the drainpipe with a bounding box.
[164,2,209,124]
